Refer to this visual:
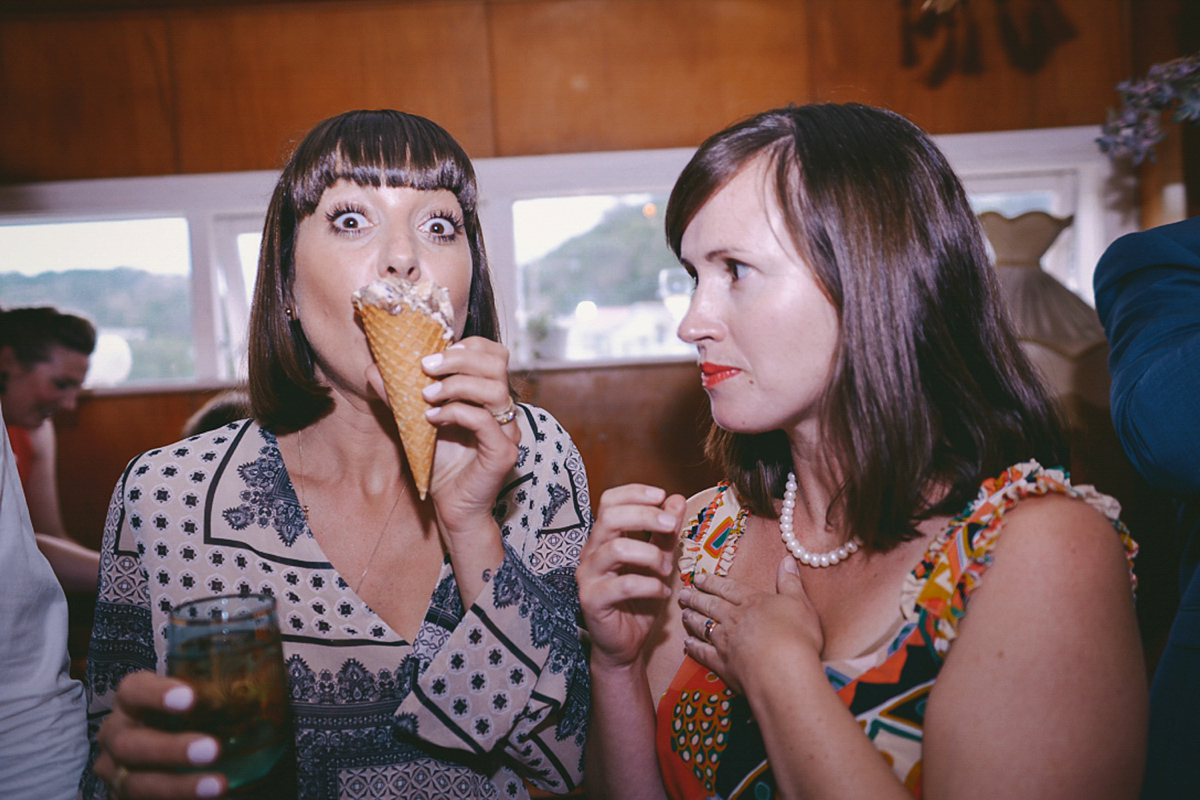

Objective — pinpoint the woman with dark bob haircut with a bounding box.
[82,110,591,800]
[578,104,1146,799]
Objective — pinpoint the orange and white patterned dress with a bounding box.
[656,461,1137,799]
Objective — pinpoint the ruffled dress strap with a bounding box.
[657,462,1137,799]
[901,459,1138,655]
[678,483,750,587]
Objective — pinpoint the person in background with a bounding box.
[578,103,1146,799]
[82,109,591,800]
[180,387,251,438]
[0,402,88,798]
[0,306,101,592]
[1094,216,1200,800]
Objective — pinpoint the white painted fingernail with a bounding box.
[421,353,443,369]
[188,737,218,765]
[422,381,443,399]
[196,775,222,797]
[164,686,194,711]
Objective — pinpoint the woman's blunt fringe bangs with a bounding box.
[248,110,501,433]
[667,104,1067,549]
[288,112,477,219]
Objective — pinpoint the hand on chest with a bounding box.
[727,517,935,661]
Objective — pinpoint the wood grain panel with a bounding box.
[1026,0,1128,127]
[0,13,176,181]
[808,0,1127,135]
[168,0,495,173]
[516,362,721,499]
[489,0,812,155]
[54,365,722,549]
[54,386,226,549]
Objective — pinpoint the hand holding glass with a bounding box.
[166,593,292,789]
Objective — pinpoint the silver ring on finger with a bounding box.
[704,617,717,642]
[112,764,130,798]
[491,401,518,425]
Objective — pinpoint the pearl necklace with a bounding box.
[779,472,862,567]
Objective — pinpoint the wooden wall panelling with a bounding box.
[1129,0,1185,228]
[0,0,1141,181]
[1025,0,1128,128]
[168,1,497,173]
[516,362,722,501]
[0,12,177,181]
[53,364,721,551]
[488,0,812,155]
[807,0,1128,135]
[1127,0,1200,224]
[54,386,224,550]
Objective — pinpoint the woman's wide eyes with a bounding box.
[323,204,460,239]
[419,215,460,239]
[330,210,369,231]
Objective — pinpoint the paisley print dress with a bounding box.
[80,406,591,800]
[656,461,1137,799]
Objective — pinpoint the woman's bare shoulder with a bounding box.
[995,491,1129,572]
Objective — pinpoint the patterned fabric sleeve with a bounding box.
[78,457,160,800]
[394,404,592,793]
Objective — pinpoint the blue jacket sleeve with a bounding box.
[1094,217,1200,495]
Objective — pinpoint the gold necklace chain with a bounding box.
[295,428,406,594]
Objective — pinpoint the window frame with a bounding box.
[0,125,1137,387]
[0,170,277,385]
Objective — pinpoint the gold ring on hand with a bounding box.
[491,401,518,425]
[704,618,716,642]
[112,764,130,797]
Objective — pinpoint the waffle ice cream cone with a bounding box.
[352,277,455,499]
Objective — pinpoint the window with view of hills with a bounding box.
[0,218,194,386]
[0,127,1134,384]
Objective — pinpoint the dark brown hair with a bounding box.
[248,109,502,431]
[183,387,251,438]
[665,104,1067,548]
[0,306,96,368]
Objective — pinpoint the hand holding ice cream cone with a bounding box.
[353,275,455,500]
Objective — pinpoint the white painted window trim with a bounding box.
[0,171,277,382]
[0,125,1137,385]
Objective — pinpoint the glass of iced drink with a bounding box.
[166,593,292,791]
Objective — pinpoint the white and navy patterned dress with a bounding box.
[80,404,591,799]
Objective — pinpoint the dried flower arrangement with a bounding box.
[1098,51,1200,164]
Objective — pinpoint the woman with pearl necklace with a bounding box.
[577,103,1146,800]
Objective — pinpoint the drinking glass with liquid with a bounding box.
[166,593,293,792]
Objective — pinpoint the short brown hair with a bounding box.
[665,104,1067,549]
[248,110,502,432]
[0,306,96,367]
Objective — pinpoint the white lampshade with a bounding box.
[979,210,1110,411]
